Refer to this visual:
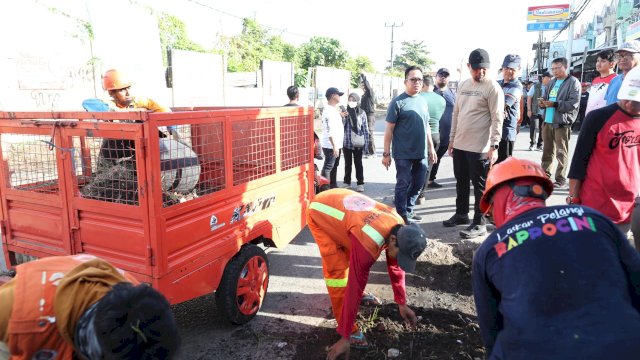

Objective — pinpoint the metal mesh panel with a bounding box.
[158,124,202,207]
[3,134,60,194]
[280,115,311,171]
[188,122,225,203]
[73,135,139,206]
[232,118,275,185]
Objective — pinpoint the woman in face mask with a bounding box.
[342,93,370,192]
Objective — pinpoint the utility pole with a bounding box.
[385,22,403,70]
[385,22,403,98]
[566,0,576,71]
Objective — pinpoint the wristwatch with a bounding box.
[491,144,499,150]
[382,152,391,157]
[566,195,580,204]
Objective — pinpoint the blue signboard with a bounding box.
[527,21,568,32]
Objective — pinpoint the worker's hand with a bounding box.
[382,154,392,170]
[541,100,554,108]
[428,146,437,164]
[487,147,498,168]
[447,142,454,157]
[333,148,339,158]
[326,337,350,360]
[398,304,418,328]
[527,110,532,117]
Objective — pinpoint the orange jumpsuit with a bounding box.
[0,255,138,359]
[307,188,407,338]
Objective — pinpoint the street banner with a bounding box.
[527,4,570,21]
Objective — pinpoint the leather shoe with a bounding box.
[427,181,443,189]
[443,213,471,227]
[460,223,487,239]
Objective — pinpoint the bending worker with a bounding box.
[473,157,640,359]
[307,188,427,360]
[0,255,179,359]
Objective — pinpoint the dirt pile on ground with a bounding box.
[292,240,485,360]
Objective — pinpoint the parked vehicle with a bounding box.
[0,106,315,324]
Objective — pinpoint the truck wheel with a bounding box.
[216,244,269,324]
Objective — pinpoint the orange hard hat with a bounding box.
[479,157,553,214]
[102,69,132,91]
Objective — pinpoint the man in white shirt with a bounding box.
[321,87,346,188]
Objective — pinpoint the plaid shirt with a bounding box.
[343,109,370,150]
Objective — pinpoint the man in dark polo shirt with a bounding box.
[428,68,456,189]
[496,54,523,164]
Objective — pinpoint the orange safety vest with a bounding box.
[308,189,404,259]
[6,255,138,360]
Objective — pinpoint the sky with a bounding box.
[144,0,612,81]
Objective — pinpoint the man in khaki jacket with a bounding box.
[444,48,504,239]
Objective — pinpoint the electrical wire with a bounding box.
[551,0,593,41]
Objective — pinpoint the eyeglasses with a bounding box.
[407,78,423,83]
[614,53,635,60]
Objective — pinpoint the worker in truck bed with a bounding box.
[99,69,177,162]
[0,255,179,360]
[472,157,640,359]
[306,188,427,360]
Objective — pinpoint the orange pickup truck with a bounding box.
[0,106,314,324]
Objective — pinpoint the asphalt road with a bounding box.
[174,113,578,359]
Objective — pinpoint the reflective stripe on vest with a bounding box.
[310,202,345,220]
[362,224,385,246]
[325,277,348,287]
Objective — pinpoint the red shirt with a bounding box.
[568,104,640,223]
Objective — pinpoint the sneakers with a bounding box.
[553,181,567,189]
[341,183,352,189]
[443,213,471,227]
[529,145,534,151]
[460,223,487,239]
[427,181,443,189]
[536,145,543,151]
[355,184,364,192]
[417,196,426,205]
[402,213,423,224]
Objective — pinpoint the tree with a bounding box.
[295,37,349,86]
[345,55,376,87]
[157,13,207,65]
[391,40,434,75]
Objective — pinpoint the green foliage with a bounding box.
[391,40,434,74]
[297,37,349,70]
[345,56,376,87]
[158,13,207,65]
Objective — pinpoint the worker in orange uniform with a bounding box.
[0,255,179,359]
[307,188,428,360]
[101,69,179,137]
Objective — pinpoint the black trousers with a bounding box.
[429,138,448,182]
[452,148,489,224]
[529,115,543,147]
[496,139,514,164]
[342,148,364,185]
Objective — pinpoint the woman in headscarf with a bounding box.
[342,93,370,192]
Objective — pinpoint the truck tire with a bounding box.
[216,244,269,324]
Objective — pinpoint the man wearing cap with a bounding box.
[382,65,437,224]
[444,48,504,239]
[307,188,426,360]
[568,65,640,245]
[605,41,640,105]
[321,87,347,189]
[585,49,617,115]
[417,75,446,203]
[473,157,640,359]
[538,57,580,188]
[496,54,524,164]
[527,72,551,151]
[428,67,457,188]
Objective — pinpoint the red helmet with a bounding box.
[479,157,553,214]
[102,69,131,91]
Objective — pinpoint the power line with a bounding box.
[551,0,593,41]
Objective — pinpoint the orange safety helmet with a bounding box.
[479,157,554,214]
[102,69,132,91]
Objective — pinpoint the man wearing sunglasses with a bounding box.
[382,65,437,224]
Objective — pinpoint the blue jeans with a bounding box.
[394,158,428,217]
